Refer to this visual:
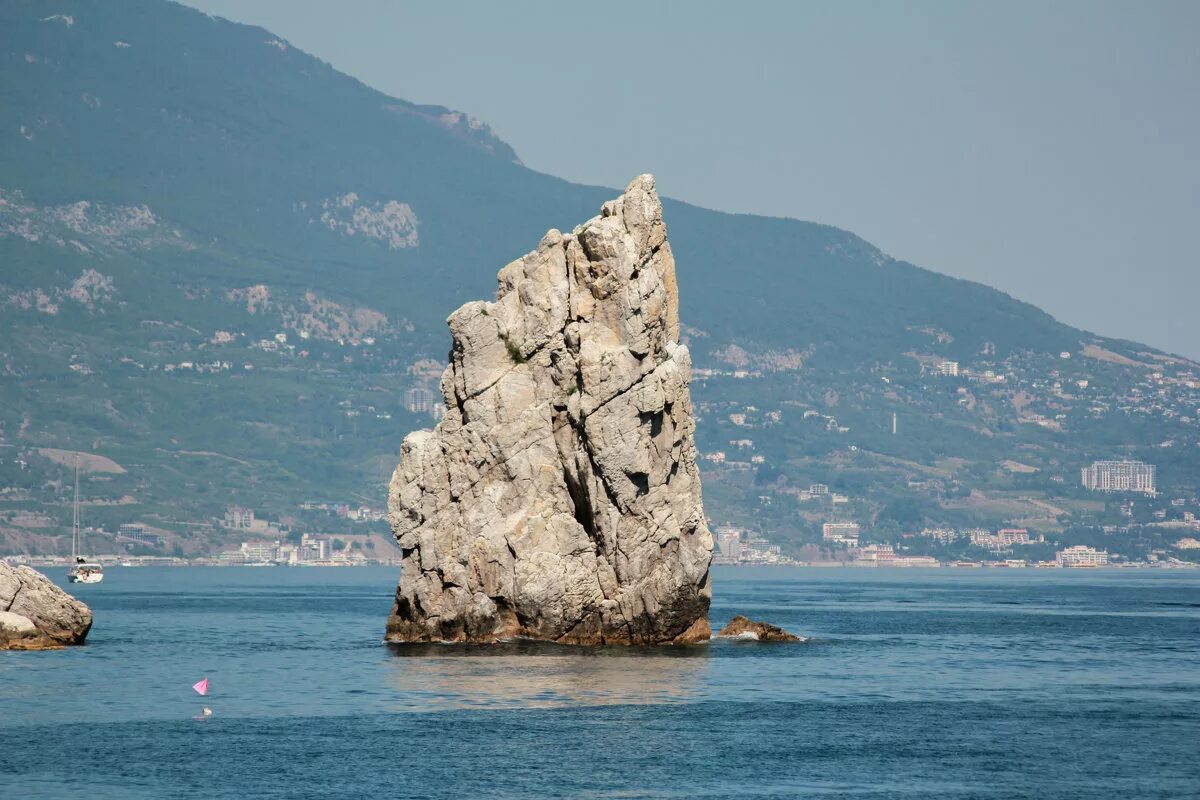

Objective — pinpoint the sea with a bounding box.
[2,565,1198,799]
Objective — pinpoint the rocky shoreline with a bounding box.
[716,615,804,642]
[0,563,93,650]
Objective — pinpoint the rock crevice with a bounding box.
[386,175,712,644]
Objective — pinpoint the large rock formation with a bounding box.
[386,175,713,645]
[0,563,93,650]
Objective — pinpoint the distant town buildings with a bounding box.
[219,506,284,539]
[223,506,256,529]
[116,523,165,547]
[853,544,939,567]
[298,501,385,522]
[216,533,365,566]
[298,533,331,562]
[347,505,386,522]
[745,537,780,557]
[969,528,1038,552]
[717,530,742,561]
[710,528,784,564]
[856,544,895,564]
[997,528,1034,546]
[793,484,845,503]
[1056,545,1109,568]
[823,522,860,547]
[405,386,433,415]
[241,541,277,563]
[934,360,959,377]
[1081,460,1156,495]
[920,527,961,544]
[218,541,269,564]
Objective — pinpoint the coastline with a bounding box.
[4,555,1196,570]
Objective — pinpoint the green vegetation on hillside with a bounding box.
[2,0,1197,558]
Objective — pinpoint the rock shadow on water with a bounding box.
[383,638,711,710]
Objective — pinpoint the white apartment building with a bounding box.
[891,555,940,567]
[224,506,255,529]
[997,529,1032,546]
[405,386,433,415]
[969,530,995,549]
[240,541,277,562]
[1081,460,1156,495]
[856,544,895,563]
[298,533,331,562]
[971,528,1034,552]
[934,360,959,377]
[717,531,742,561]
[823,522,860,547]
[920,527,960,544]
[1056,545,1109,568]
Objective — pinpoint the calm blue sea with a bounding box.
[2,566,1198,799]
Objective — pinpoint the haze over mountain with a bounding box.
[183,0,1200,361]
[2,0,1198,560]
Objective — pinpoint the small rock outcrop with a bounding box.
[0,563,93,650]
[386,175,713,645]
[716,615,803,642]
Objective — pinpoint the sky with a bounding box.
[183,1,1200,358]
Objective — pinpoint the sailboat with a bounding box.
[67,458,103,584]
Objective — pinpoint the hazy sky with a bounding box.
[184,1,1200,358]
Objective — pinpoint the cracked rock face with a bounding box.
[0,563,93,650]
[386,175,713,644]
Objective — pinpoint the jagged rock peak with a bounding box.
[386,174,713,645]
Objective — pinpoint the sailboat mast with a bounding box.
[72,457,80,562]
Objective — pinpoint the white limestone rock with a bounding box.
[0,563,93,650]
[386,175,712,644]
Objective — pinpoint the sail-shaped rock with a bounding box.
[386,175,712,644]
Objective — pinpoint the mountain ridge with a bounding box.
[2,0,1119,360]
[2,0,1197,562]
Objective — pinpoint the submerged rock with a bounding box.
[716,615,803,642]
[0,563,93,650]
[386,175,713,645]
